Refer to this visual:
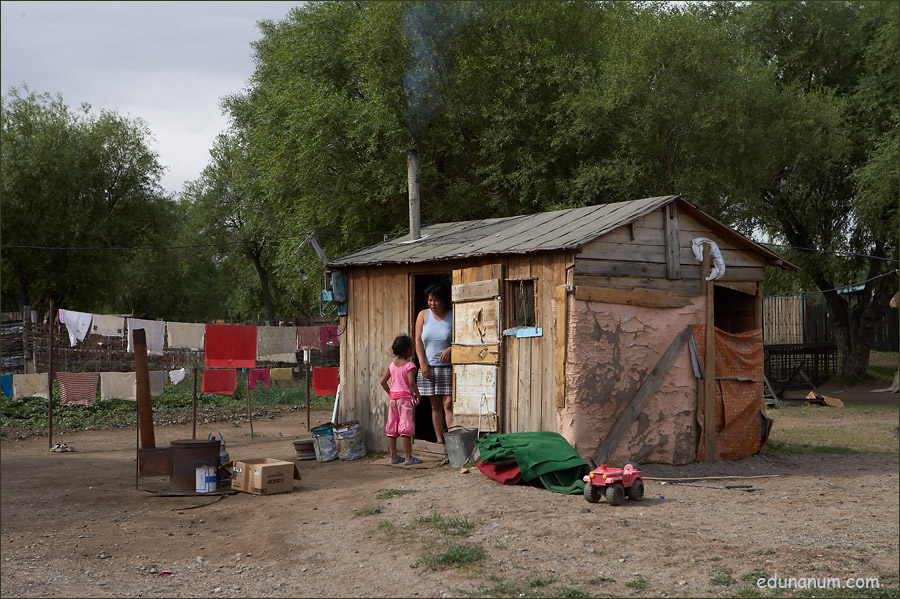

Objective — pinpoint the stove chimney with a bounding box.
[407,148,420,240]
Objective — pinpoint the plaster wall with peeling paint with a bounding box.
[558,295,705,465]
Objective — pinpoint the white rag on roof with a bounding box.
[60,309,93,346]
[691,238,726,281]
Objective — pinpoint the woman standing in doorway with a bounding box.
[415,282,453,444]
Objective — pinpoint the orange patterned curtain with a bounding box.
[694,326,768,461]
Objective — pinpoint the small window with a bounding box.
[510,280,536,328]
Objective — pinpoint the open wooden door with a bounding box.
[451,270,502,432]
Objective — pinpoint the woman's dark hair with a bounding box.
[392,335,414,357]
[424,282,451,306]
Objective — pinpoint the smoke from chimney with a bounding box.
[407,149,421,240]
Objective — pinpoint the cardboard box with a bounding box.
[231,458,301,495]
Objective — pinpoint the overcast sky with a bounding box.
[1,1,300,195]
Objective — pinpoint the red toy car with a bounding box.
[582,461,644,506]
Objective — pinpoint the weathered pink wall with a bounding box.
[557,296,706,465]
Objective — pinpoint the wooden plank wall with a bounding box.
[342,264,410,452]
[574,207,768,294]
[501,253,569,435]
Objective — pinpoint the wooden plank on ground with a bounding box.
[591,325,693,467]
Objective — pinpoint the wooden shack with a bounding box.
[327,195,796,464]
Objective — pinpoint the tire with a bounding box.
[606,484,625,506]
[627,479,644,502]
[584,481,601,503]
[623,461,640,471]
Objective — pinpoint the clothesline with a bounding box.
[2,365,340,402]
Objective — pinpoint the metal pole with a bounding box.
[192,367,198,439]
[247,373,254,438]
[305,353,311,432]
[47,299,54,451]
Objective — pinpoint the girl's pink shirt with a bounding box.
[388,361,417,399]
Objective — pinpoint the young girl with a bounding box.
[379,335,422,465]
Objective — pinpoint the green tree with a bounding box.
[738,1,899,380]
[182,131,291,324]
[1,87,175,319]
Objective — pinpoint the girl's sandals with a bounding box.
[387,457,404,465]
[403,457,422,466]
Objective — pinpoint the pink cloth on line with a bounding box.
[249,368,270,389]
[320,325,338,346]
[201,369,237,395]
[57,372,99,406]
[297,326,319,351]
[205,324,256,368]
[385,397,415,438]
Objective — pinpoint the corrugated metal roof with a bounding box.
[327,195,795,269]
[329,196,676,267]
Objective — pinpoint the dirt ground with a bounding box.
[2,384,898,598]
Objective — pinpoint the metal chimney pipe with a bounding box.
[407,149,421,240]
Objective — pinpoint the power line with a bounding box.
[764,269,899,298]
[0,230,386,251]
[759,242,900,264]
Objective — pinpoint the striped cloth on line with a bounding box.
[57,372,100,406]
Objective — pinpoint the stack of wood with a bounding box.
[413,440,448,461]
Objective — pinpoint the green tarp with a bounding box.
[476,431,590,495]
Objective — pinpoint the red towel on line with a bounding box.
[320,325,338,346]
[312,367,339,396]
[57,372,99,406]
[205,324,256,368]
[201,369,237,395]
[249,368,270,390]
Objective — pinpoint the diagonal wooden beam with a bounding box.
[592,325,693,466]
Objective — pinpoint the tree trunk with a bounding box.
[247,249,277,326]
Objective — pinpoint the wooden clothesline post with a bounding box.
[247,373,254,438]
[305,350,311,432]
[702,243,717,463]
[48,298,54,451]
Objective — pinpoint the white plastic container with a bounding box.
[195,466,216,493]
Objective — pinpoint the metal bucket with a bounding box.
[445,426,478,468]
[195,466,217,493]
[170,439,219,491]
[312,424,338,462]
[333,420,366,461]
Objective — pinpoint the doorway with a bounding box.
[410,272,452,442]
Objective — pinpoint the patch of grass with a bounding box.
[741,570,770,583]
[625,577,648,590]
[414,511,478,536]
[377,489,417,500]
[780,588,899,598]
[755,549,776,556]
[711,567,736,586]
[767,402,899,454]
[414,541,486,571]
[767,440,863,455]
[735,587,765,598]
[552,586,589,599]
[352,505,383,518]
[586,576,616,584]
[526,576,558,588]
[708,556,724,561]
[868,352,899,383]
